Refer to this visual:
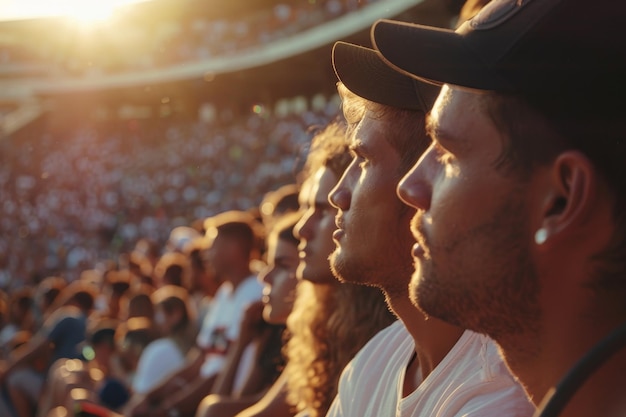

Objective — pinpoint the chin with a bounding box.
[300,265,332,284]
[330,251,367,286]
[408,270,427,312]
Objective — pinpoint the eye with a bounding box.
[436,152,454,165]
[433,143,460,177]
[349,150,368,169]
[357,155,369,169]
[434,143,455,165]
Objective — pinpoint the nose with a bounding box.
[294,208,312,241]
[258,265,274,286]
[329,171,351,210]
[397,147,434,211]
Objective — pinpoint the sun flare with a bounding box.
[0,0,149,23]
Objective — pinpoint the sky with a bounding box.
[0,0,152,22]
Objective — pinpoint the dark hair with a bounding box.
[13,288,34,314]
[273,211,301,248]
[124,286,155,320]
[36,276,67,311]
[205,211,264,259]
[151,286,195,353]
[260,184,300,227]
[154,252,192,288]
[483,92,626,288]
[55,281,97,313]
[73,290,96,312]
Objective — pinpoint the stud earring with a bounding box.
[535,228,548,245]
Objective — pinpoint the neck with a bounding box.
[497,300,626,417]
[224,267,252,289]
[387,294,464,394]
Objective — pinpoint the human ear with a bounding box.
[535,151,596,247]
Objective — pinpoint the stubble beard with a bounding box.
[330,239,415,298]
[409,196,542,343]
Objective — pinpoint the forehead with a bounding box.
[298,178,314,207]
[272,238,298,257]
[430,85,502,155]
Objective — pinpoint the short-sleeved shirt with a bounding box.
[196,276,263,378]
[132,338,185,394]
[44,306,87,365]
[327,321,534,417]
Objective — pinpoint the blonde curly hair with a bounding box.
[284,272,395,417]
[284,120,396,417]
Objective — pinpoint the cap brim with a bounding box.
[332,41,439,112]
[371,19,509,91]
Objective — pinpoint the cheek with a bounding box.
[274,272,296,297]
[319,217,336,243]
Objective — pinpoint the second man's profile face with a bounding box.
[397,85,541,337]
[329,108,416,294]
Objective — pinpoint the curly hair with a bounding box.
[284,280,395,417]
[284,119,396,417]
[297,122,352,186]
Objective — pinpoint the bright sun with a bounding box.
[0,0,148,23]
[63,1,118,23]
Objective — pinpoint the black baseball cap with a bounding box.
[371,0,626,113]
[332,41,440,112]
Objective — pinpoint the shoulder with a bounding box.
[432,332,534,417]
[341,320,410,379]
[237,276,263,295]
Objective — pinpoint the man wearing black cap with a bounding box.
[371,0,626,415]
[326,41,532,417]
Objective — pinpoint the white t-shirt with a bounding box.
[132,338,185,394]
[326,321,534,417]
[196,275,263,378]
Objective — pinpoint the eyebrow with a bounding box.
[425,114,461,147]
[425,114,442,142]
[349,139,373,159]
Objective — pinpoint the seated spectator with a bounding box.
[0,281,97,417]
[130,286,196,396]
[184,237,220,329]
[95,271,132,324]
[38,320,127,416]
[196,212,301,417]
[33,277,67,328]
[115,318,158,390]
[124,211,264,417]
[0,288,35,355]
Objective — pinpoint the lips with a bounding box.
[333,215,346,241]
[335,214,345,230]
[410,213,429,256]
[412,242,425,258]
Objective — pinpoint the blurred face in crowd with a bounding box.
[329,104,415,297]
[206,234,241,278]
[258,234,299,324]
[294,167,340,284]
[155,301,183,334]
[397,86,540,338]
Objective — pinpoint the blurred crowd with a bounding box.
[0,103,338,290]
